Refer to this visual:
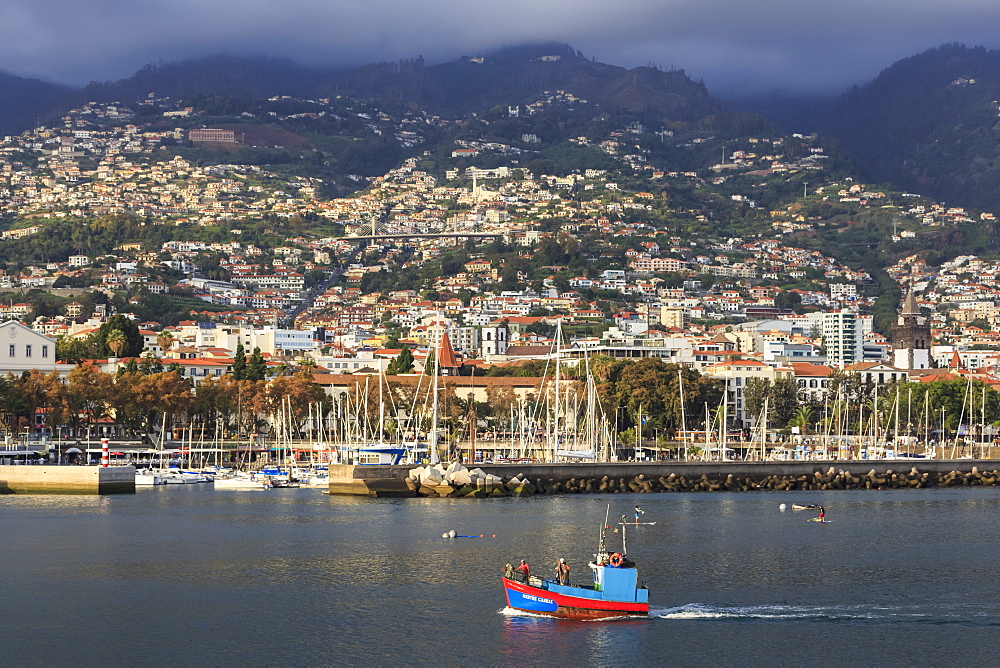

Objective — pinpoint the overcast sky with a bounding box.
[3,0,999,96]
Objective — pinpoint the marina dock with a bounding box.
[0,465,136,494]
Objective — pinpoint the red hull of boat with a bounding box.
[502,577,648,620]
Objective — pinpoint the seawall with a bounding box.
[0,465,136,494]
[327,460,1000,497]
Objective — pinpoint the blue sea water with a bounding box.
[1,487,998,666]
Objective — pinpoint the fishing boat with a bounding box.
[501,508,649,620]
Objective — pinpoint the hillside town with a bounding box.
[1,94,1000,445]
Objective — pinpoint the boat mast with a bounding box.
[553,319,561,462]
[894,388,901,452]
[822,390,829,460]
[585,351,598,461]
[378,370,385,447]
[761,395,768,461]
[907,386,913,454]
[923,389,930,454]
[159,411,168,471]
[636,404,641,458]
[721,382,728,461]
[429,313,442,465]
[857,391,864,459]
[703,402,710,462]
[598,504,610,555]
[981,384,986,459]
[186,420,193,470]
[951,378,971,458]
[678,368,687,461]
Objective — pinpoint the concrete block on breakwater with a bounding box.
[326,460,1000,497]
[0,465,135,494]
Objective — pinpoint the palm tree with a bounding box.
[106,329,127,358]
[157,330,174,355]
[788,406,814,434]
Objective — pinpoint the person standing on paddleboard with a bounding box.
[634,505,644,524]
[818,506,825,522]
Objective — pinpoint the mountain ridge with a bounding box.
[9,42,1000,217]
[732,43,1000,212]
[4,43,729,134]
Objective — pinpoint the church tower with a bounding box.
[480,324,508,357]
[892,291,931,369]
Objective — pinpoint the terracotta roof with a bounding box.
[505,345,552,358]
[436,331,459,368]
[309,372,544,390]
[790,362,834,377]
[708,359,767,368]
[916,372,961,383]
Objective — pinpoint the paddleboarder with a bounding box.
[634,505,644,525]
[818,506,825,522]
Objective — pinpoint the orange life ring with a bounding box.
[609,552,623,567]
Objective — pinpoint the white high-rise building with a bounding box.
[804,310,865,368]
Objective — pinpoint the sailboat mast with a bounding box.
[924,388,930,454]
[553,319,561,462]
[982,385,987,459]
[159,411,168,471]
[636,404,641,456]
[893,389,900,451]
[430,313,442,464]
[721,381,728,461]
[907,386,912,454]
[703,402,710,462]
[678,368,687,461]
[379,370,385,446]
[762,395,768,461]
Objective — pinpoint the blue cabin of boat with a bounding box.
[591,563,645,601]
[531,562,647,604]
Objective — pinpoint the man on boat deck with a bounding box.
[555,558,571,585]
[516,559,531,582]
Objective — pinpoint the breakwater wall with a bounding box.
[327,460,1000,497]
[0,465,135,494]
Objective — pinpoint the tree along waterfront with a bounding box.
[2,357,999,461]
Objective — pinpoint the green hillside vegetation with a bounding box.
[809,44,1000,213]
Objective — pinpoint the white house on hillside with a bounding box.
[0,320,57,374]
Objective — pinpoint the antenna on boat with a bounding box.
[599,503,610,555]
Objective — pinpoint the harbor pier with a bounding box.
[327,460,1000,497]
[0,465,136,494]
